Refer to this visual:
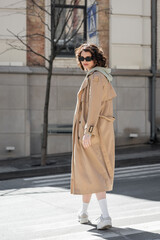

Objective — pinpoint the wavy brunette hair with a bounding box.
[75,43,107,70]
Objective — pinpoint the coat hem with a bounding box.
[70,186,113,195]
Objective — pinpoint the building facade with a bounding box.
[0,0,159,159]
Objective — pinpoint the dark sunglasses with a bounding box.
[79,56,93,62]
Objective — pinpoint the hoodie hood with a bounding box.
[86,66,113,82]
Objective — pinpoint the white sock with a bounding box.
[98,198,110,219]
[81,202,89,214]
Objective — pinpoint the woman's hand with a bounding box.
[82,133,91,148]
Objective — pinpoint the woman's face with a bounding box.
[80,51,95,71]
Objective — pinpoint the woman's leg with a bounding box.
[83,194,92,203]
[80,194,92,214]
[78,194,92,224]
[96,191,110,218]
[96,191,106,201]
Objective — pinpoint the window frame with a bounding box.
[51,0,87,56]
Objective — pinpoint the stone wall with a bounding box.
[0,69,30,159]
[110,0,151,69]
[114,75,150,145]
[0,67,154,159]
[0,0,26,66]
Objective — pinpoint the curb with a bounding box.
[0,154,160,181]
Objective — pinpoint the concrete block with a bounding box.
[117,88,146,110]
[142,0,151,16]
[111,45,142,69]
[111,77,116,88]
[156,87,160,110]
[145,77,150,88]
[30,110,43,133]
[29,74,57,87]
[52,110,74,124]
[115,135,149,146]
[142,46,151,69]
[0,74,27,85]
[0,110,25,133]
[0,0,26,9]
[145,87,149,111]
[117,110,146,134]
[111,0,143,15]
[0,85,25,109]
[30,110,61,133]
[156,78,160,88]
[29,86,45,110]
[113,96,117,113]
[116,77,146,88]
[31,133,41,155]
[0,133,26,159]
[143,17,151,45]
[111,0,150,16]
[111,15,142,44]
[0,40,26,66]
[56,75,83,87]
[47,134,72,154]
[0,10,26,38]
[29,86,57,110]
[31,133,72,155]
[57,86,79,110]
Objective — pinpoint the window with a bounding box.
[51,0,87,56]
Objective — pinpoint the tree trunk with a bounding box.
[41,61,53,166]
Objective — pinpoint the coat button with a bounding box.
[78,136,80,139]
[79,120,81,124]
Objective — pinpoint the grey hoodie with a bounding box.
[86,66,113,82]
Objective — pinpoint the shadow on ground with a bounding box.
[87,224,160,240]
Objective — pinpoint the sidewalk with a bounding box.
[0,143,160,180]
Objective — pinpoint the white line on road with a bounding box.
[23,163,160,186]
[115,169,160,178]
[23,173,71,181]
[115,173,160,180]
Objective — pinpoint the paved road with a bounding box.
[0,163,160,240]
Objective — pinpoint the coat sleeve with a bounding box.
[84,73,103,135]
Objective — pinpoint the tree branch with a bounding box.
[30,0,51,16]
[0,47,14,56]
[38,12,51,32]
[26,33,51,42]
[54,0,65,33]
[54,0,77,46]
[7,29,50,63]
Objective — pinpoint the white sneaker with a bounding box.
[78,212,89,224]
[97,215,112,230]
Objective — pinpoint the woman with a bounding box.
[70,43,117,230]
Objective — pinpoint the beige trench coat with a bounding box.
[70,71,117,195]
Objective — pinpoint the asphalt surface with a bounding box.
[0,162,160,240]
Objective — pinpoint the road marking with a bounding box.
[23,163,160,187]
[23,173,71,181]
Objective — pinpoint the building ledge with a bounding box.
[0,66,158,77]
[112,69,153,77]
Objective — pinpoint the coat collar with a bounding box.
[77,76,88,96]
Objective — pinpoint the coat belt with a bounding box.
[99,115,115,122]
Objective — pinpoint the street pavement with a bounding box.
[0,163,160,240]
[0,143,160,180]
